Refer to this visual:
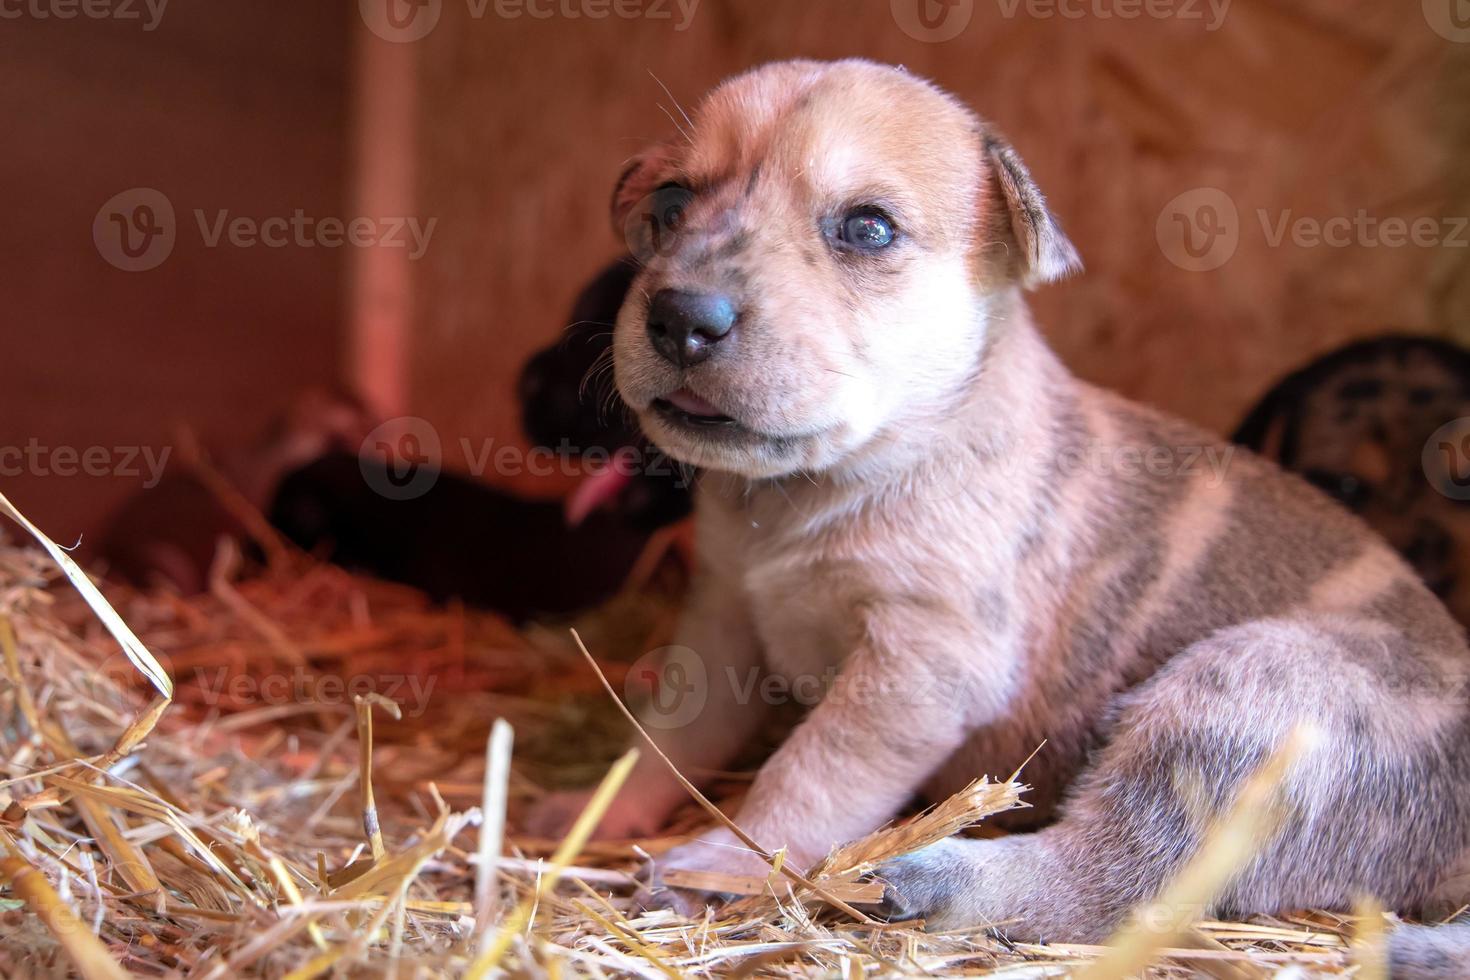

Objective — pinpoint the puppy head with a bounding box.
[612,59,1079,479]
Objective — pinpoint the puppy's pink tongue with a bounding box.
[666,388,725,417]
[565,447,636,527]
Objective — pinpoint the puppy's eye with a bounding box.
[839,210,895,249]
[654,182,691,231]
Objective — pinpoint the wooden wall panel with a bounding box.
[1,3,351,545]
[404,0,1462,487]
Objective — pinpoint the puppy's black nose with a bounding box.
[645,289,736,367]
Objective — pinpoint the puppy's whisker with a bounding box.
[596,383,624,427]
[573,360,620,427]
[579,348,617,403]
[650,70,696,141]
[554,324,615,355]
[594,384,619,425]
[657,103,693,146]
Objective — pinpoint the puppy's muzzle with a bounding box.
[646,289,737,368]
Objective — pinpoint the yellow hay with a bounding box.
[0,491,1390,977]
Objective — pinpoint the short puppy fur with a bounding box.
[528,59,1470,974]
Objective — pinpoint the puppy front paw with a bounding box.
[872,838,976,928]
[643,827,793,914]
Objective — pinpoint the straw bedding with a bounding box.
[0,498,1403,978]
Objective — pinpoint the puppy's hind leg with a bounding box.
[1390,922,1470,979]
[876,616,1470,943]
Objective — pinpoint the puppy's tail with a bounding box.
[1390,921,1470,978]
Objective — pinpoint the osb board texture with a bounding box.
[409,0,1469,491]
[1,2,350,545]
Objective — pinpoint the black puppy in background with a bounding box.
[270,454,653,623]
[1235,334,1470,627]
[518,257,692,531]
[107,257,690,623]
[271,256,691,622]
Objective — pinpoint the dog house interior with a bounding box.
[3,1,1470,975]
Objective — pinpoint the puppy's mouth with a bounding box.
[652,388,739,429]
[638,382,830,476]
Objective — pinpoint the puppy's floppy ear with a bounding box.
[980,133,1082,288]
[610,151,664,236]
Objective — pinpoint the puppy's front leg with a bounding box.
[525,571,768,839]
[659,606,990,879]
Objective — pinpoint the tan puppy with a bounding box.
[528,60,1470,975]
